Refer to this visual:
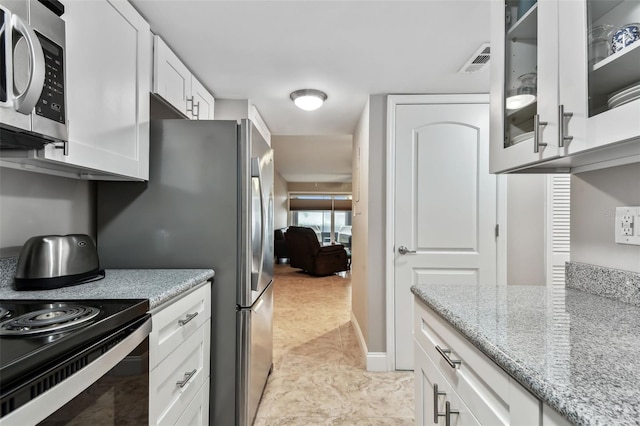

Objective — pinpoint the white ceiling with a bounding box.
[130,0,492,182]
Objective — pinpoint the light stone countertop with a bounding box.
[411,284,640,426]
[0,259,214,309]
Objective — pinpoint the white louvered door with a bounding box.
[545,175,570,288]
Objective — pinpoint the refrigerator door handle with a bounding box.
[250,157,265,292]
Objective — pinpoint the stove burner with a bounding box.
[0,305,100,336]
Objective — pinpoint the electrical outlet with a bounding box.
[615,207,640,245]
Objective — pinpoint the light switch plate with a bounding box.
[615,206,640,245]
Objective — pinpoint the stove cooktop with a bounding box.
[0,299,149,391]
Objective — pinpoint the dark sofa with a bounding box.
[284,226,349,276]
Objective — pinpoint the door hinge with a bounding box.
[495,224,500,238]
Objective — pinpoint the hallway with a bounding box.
[254,264,414,425]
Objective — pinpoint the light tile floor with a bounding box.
[254,264,414,426]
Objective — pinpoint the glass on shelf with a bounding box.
[588,24,615,67]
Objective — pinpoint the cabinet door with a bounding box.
[38,0,151,180]
[153,35,191,117]
[490,0,561,173]
[560,0,640,158]
[191,76,215,120]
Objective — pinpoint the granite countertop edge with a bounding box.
[0,267,215,309]
[411,285,586,426]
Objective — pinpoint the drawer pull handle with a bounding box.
[445,401,459,426]
[176,369,197,388]
[433,383,446,423]
[178,312,198,326]
[435,345,461,369]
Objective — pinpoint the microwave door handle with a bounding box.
[10,14,45,114]
[0,9,10,108]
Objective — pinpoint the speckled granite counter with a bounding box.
[411,284,640,426]
[0,258,214,309]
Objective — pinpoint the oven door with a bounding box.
[1,315,151,426]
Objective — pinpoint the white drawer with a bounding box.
[150,281,211,368]
[150,320,211,426]
[414,339,483,426]
[175,378,210,426]
[414,298,510,425]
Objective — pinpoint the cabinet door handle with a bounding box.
[445,401,460,426]
[178,312,198,326]
[558,104,573,147]
[186,96,195,115]
[433,383,447,423]
[176,369,197,388]
[435,345,461,369]
[533,114,548,153]
[54,140,69,156]
[193,101,200,119]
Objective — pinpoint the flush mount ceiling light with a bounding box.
[290,89,327,111]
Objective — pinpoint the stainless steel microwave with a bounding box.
[0,0,67,151]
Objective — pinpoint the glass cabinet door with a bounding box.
[490,0,561,173]
[587,1,640,117]
[503,0,538,149]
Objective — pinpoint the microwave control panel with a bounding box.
[34,33,65,124]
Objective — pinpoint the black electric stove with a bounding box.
[0,299,150,418]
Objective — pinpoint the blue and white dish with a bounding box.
[612,23,640,53]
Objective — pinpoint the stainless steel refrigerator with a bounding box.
[96,119,274,426]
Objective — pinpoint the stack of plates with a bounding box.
[511,131,534,145]
[608,82,640,109]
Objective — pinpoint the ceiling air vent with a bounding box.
[458,43,490,73]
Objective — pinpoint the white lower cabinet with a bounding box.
[149,282,211,426]
[176,379,210,426]
[414,297,541,426]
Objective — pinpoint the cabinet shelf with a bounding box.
[591,41,640,99]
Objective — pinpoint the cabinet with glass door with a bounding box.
[559,0,640,167]
[491,0,640,174]
[490,0,562,173]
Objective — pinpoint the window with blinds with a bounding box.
[288,194,352,246]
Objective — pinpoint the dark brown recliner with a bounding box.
[285,226,349,276]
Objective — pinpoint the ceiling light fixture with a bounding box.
[290,89,327,111]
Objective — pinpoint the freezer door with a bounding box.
[237,281,273,426]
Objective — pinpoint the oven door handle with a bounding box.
[1,316,152,426]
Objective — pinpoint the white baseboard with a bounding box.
[350,311,389,372]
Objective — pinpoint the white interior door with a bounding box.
[393,102,497,370]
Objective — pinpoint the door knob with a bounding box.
[397,246,416,255]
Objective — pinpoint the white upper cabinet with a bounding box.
[1,0,151,180]
[191,76,215,120]
[490,0,640,174]
[152,35,215,120]
[490,0,561,173]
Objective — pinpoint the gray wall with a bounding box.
[273,171,288,230]
[351,95,386,353]
[506,174,546,285]
[571,163,640,273]
[0,167,94,257]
